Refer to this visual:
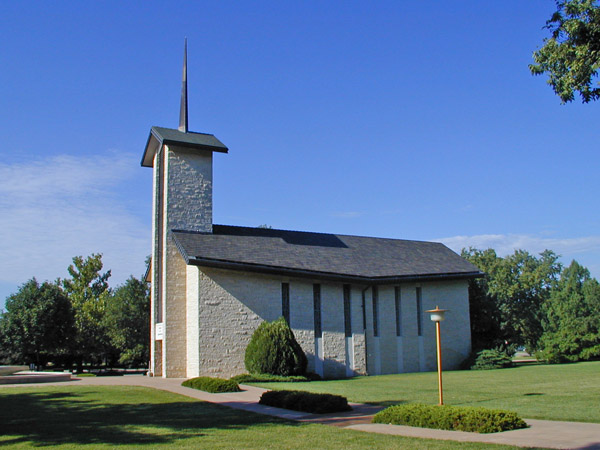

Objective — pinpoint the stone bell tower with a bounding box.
[141,40,228,377]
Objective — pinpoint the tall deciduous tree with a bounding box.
[463,248,562,352]
[491,250,561,351]
[539,260,600,362]
[530,0,600,103]
[61,254,113,366]
[104,276,150,367]
[460,248,506,352]
[0,279,75,366]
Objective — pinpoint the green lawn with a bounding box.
[253,361,600,423]
[0,386,533,449]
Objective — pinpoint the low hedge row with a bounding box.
[230,373,320,384]
[259,390,352,414]
[373,403,527,433]
[182,376,240,393]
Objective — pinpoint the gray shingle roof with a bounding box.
[172,225,482,284]
[141,126,228,167]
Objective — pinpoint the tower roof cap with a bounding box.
[141,126,228,167]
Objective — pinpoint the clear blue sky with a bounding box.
[1,1,598,307]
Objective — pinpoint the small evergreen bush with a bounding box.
[373,403,527,433]
[471,349,514,370]
[182,376,240,393]
[245,317,307,376]
[259,390,352,414]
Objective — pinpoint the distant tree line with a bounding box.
[463,248,600,363]
[1,247,598,369]
[0,254,149,370]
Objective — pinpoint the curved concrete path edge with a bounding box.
[1,375,599,450]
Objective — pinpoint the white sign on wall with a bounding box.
[155,323,164,341]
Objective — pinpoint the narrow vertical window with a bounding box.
[395,286,402,337]
[416,287,423,336]
[313,284,322,338]
[361,289,367,330]
[372,286,379,337]
[281,282,290,324]
[343,284,352,338]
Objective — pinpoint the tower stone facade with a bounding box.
[142,127,228,377]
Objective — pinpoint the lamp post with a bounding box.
[426,306,448,406]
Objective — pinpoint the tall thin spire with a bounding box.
[178,38,188,133]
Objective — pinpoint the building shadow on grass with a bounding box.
[0,389,301,447]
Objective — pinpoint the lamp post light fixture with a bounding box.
[426,306,448,406]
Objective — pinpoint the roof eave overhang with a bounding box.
[184,255,484,285]
[141,132,161,167]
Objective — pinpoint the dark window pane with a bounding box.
[373,286,379,337]
[313,284,322,338]
[282,282,290,324]
[343,284,352,338]
[416,287,423,337]
[395,286,402,337]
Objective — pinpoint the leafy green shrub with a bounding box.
[537,328,600,364]
[535,347,568,364]
[245,317,307,376]
[373,403,527,433]
[230,373,310,383]
[471,349,514,370]
[259,390,352,414]
[182,376,240,393]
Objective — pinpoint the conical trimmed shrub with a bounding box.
[244,317,307,376]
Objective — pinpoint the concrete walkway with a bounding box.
[1,375,599,449]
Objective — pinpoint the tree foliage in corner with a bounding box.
[538,260,600,362]
[530,0,600,103]
[0,279,75,366]
[245,317,307,376]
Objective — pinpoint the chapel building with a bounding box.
[143,44,482,379]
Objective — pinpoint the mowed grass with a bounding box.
[0,386,531,449]
[253,361,600,423]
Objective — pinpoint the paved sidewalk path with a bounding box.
[2,375,599,449]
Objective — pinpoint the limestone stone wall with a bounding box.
[186,268,370,379]
[345,280,471,376]
[363,287,376,374]
[192,268,279,377]
[350,286,367,375]
[379,286,398,374]
[154,341,162,377]
[398,285,421,373]
[368,281,471,374]
[186,265,200,378]
[163,239,188,377]
[321,284,346,379]
[288,281,316,373]
[165,145,213,233]
[182,269,475,379]
[421,280,472,370]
